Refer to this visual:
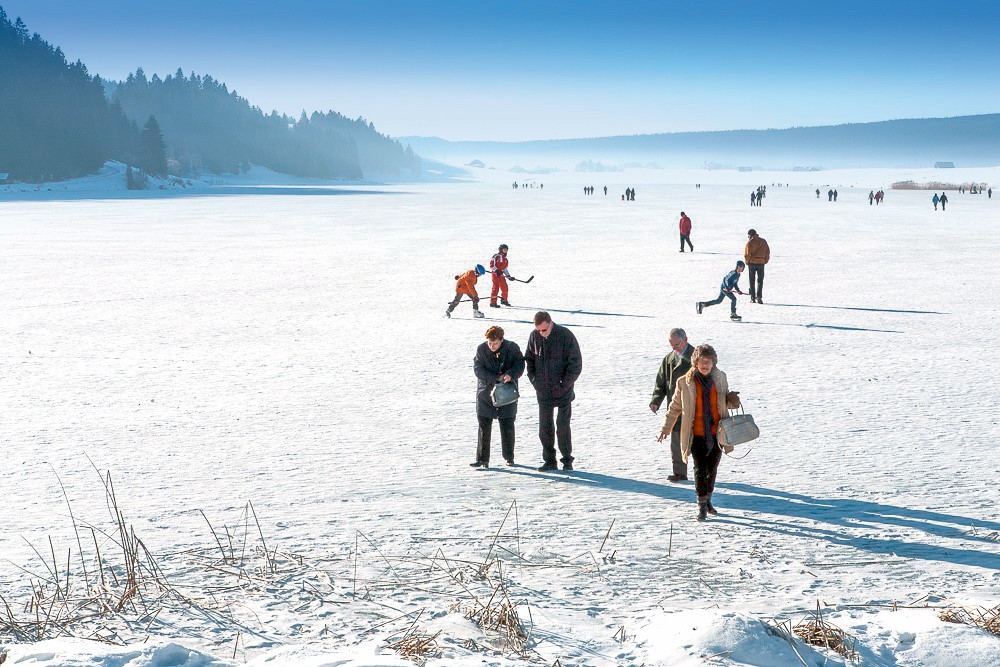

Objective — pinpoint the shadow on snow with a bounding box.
[493,469,1000,570]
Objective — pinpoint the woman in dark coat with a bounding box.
[471,326,525,468]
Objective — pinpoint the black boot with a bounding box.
[697,496,709,522]
[706,495,718,516]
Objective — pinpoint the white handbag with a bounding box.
[718,405,759,450]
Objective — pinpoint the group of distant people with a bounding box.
[749,186,765,206]
[512,182,542,189]
[868,190,885,205]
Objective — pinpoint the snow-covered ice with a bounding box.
[2,166,999,665]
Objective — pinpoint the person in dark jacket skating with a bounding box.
[471,326,525,468]
[650,327,694,481]
[525,311,583,471]
[696,261,746,321]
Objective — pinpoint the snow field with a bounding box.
[2,167,1000,665]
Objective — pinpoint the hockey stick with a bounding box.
[510,275,534,283]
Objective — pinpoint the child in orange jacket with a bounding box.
[446,264,486,318]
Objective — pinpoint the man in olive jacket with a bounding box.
[525,311,583,471]
[649,327,694,482]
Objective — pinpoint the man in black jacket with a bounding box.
[649,327,694,482]
[525,311,583,471]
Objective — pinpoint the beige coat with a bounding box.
[661,368,736,462]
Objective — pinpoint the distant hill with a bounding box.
[400,115,1000,170]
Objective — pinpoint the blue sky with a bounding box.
[4,0,999,141]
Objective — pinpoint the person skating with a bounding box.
[744,229,770,304]
[678,212,694,252]
[657,344,742,521]
[649,327,694,482]
[471,326,525,468]
[445,264,486,318]
[489,243,514,308]
[525,311,583,471]
[696,261,746,321]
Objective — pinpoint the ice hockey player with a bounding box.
[696,261,746,321]
[446,264,487,318]
[489,244,514,308]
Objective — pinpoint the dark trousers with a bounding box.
[680,234,693,251]
[748,264,765,301]
[669,421,687,477]
[447,293,478,312]
[704,289,737,314]
[477,416,515,464]
[690,434,722,498]
[538,401,573,465]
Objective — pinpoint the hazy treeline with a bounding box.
[0,6,419,183]
[0,8,159,181]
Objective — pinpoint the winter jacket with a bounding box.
[455,269,479,297]
[525,324,583,405]
[744,236,770,265]
[650,343,694,411]
[490,252,510,277]
[661,368,738,462]
[678,214,692,235]
[720,270,743,292]
[474,339,525,419]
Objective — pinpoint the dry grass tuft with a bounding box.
[792,601,859,661]
[939,603,1000,636]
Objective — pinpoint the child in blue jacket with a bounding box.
[697,261,746,321]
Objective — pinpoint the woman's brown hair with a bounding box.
[485,326,505,341]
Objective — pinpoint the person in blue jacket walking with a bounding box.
[697,261,746,321]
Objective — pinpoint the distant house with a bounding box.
[0,172,9,183]
[934,161,955,169]
[738,166,753,172]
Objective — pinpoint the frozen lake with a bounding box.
[2,168,1000,666]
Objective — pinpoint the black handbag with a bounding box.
[491,381,520,407]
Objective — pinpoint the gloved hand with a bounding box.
[454,275,459,280]
[508,275,515,281]
[726,391,741,408]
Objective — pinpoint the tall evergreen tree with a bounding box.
[139,115,167,176]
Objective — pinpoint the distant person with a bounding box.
[755,190,762,206]
[833,189,838,201]
[471,326,525,468]
[940,192,948,210]
[816,188,820,199]
[828,189,834,201]
[696,261,746,321]
[869,190,874,205]
[750,191,757,207]
[678,211,694,252]
[989,188,993,199]
[525,311,583,471]
[445,264,486,319]
[933,193,940,210]
[604,185,608,195]
[875,190,884,205]
[650,328,694,482]
[744,229,770,304]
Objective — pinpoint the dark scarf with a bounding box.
[695,371,716,442]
